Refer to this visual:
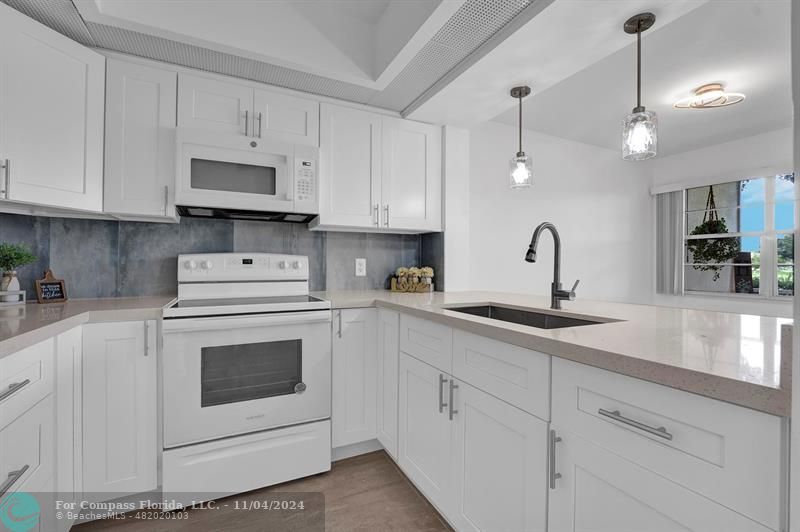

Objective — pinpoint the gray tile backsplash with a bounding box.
[0,213,443,298]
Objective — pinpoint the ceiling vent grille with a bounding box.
[2,0,535,112]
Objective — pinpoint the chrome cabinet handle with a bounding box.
[244,110,249,136]
[144,321,149,357]
[337,311,342,338]
[0,159,9,198]
[257,112,263,138]
[438,374,448,413]
[549,430,562,489]
[0,379,30,402]
[163,185,169,216]
[448,380,458,420]
[598,408,673,441]
[383,205,389,226]
[0,465,29,498]
[373,204,379,226]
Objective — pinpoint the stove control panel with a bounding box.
[178,253,309,282]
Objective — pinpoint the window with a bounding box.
[683,174,794,297]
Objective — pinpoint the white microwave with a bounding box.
[175,128,318,215]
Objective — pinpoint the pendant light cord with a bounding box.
[518,95,523,155]
[636,19,642,110]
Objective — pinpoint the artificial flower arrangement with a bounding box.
[391,266,434,292]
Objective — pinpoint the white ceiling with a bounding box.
[73,0,450,89]
[406,0,708,126]
[491,0,793,157]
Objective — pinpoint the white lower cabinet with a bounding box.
[398,351,548,531]
[82,321,157,499]
[398,353,454,514]
[332,308,377,447]
[54,327,82,531]
[450,381,547,532]
[548,429,773,532]
[376,308,400,459]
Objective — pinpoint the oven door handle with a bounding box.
[162,310,332,333]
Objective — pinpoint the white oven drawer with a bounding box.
[163,313,331,447]
[163,420,331,506]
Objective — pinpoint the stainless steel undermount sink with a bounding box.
[446,304,614,330]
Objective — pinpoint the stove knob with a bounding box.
[184,260,197,270]
[292,260,302,270]
[279,261,289,270]
[200,260,213,270]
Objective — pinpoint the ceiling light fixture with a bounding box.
[509,85,533,188]
[622,12,657,161]
[673,83,746,109]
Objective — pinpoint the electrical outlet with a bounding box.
[355,258,367,277]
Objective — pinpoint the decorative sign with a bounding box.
[35,269,67,304]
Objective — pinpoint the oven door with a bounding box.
[162,310,331,448]
[176,129,296,212]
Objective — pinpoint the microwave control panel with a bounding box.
[294,158,317,212]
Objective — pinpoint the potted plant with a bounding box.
[686,187,740,281]
[0,243,37,302]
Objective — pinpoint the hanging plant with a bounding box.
[686,186,740,281]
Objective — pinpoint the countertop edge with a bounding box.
[331,296,792,418]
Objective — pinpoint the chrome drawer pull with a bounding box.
[438,374,448,413]
[0,379,30,402]
[448,380,458,420]
[0,465,29,498]
[598,408,673,441]
[549,430,562,489]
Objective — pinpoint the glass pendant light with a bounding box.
[509,85,532,188]
[622,12,657,161]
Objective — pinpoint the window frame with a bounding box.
[681,174,794,299]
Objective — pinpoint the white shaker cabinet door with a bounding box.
[376,308,400,459]
[332,308,378,448]
[82,321,157,499]
[317,103,382,229]
[252,88,319,146]
[104,58,178,220]
[381,117,441,231]
[0,3,104,212]
[450,381,548,532]
[548,429,774,532]
[178,73,253,136]
[397,353,453,517]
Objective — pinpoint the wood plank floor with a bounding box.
[73,451,452,532]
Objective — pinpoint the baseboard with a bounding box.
[332,439,384,461]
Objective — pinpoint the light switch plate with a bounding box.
[355,258,366,277]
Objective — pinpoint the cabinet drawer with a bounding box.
[0,339,54,430]
[399,314,452,373]
[552,358,783,530]
[0,395,54,501]
[452,330,550,421]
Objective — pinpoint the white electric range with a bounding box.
[161,252,332,501]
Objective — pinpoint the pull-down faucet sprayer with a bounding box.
[525,222,579,310]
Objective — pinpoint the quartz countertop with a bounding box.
[0,296,174,358]
[0,291,791,416]
[313,290,793,416]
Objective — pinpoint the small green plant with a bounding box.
[0,243,37,272]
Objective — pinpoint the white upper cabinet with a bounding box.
[178,73,319,146]
[318,103,382,228]
[0,3,104,212]
[381,117,442,232]
[104,58,177,221]
[253,89,319,146]
[312,103,442,233]
[178,73,253,136]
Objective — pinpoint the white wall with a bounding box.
[467,121,653,304]
[443,126,471,291]
[650,127,794,193]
